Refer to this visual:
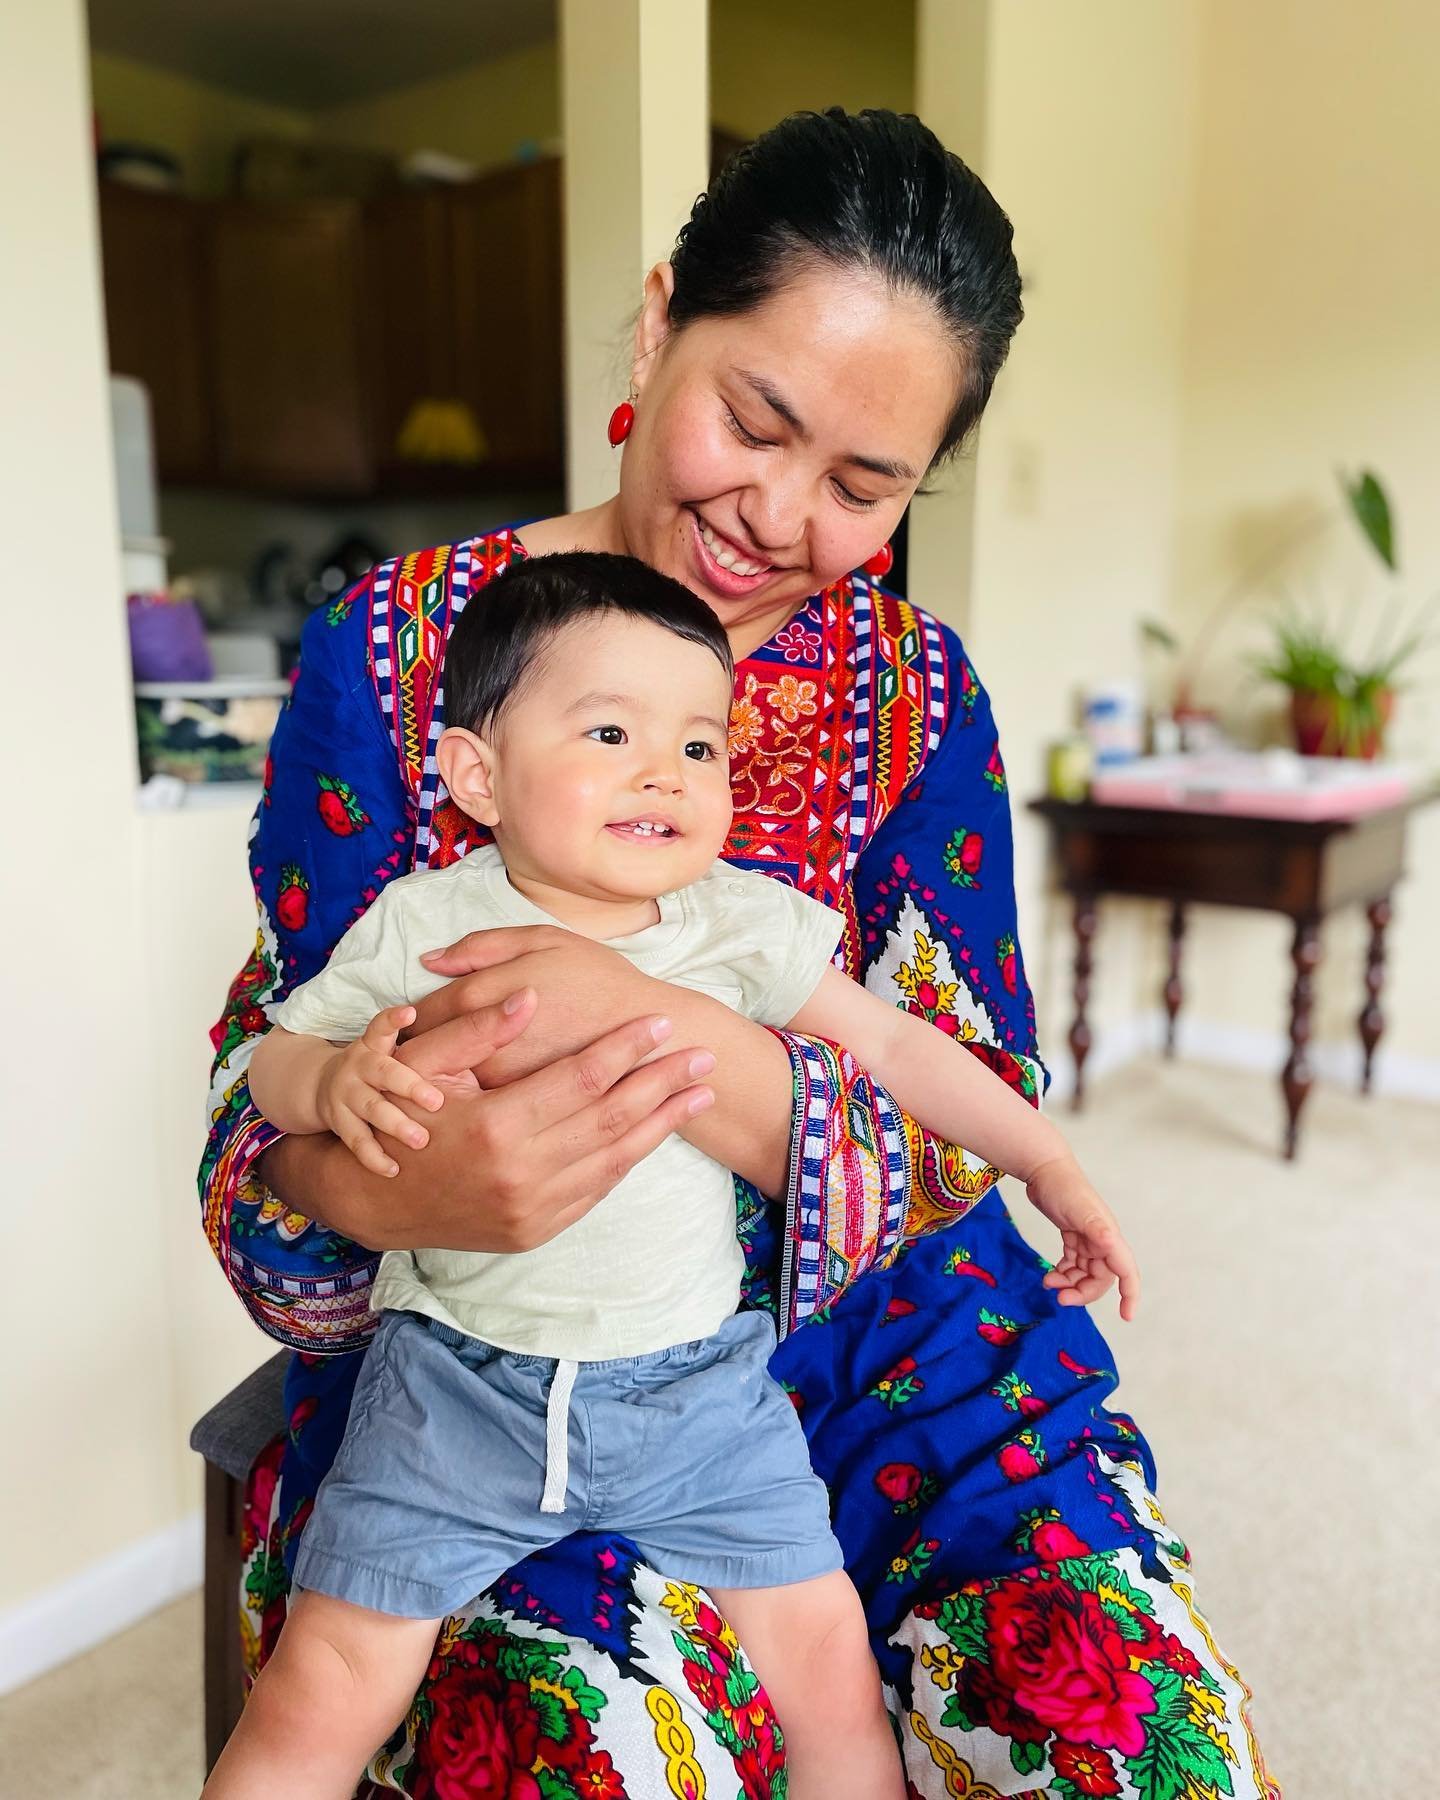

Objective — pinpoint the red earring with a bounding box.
[607,401,635,446]
[863,540,894,579]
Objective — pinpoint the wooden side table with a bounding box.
[1029,796,1429,1158]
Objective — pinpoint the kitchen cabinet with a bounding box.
[450,159,564,483]
[368,160,563,486]
[365,188,456,480]
[98,183,215,483]
[208,200,374,496]
[96,163,564,499]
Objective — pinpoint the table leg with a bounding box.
[1281,916,1322,1160]
[1163,900,1186,1056]
[1358,894,1393,1095]
[1069,895,1097,1110]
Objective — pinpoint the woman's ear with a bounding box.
[436,727,500,827]
[631,261,677,396]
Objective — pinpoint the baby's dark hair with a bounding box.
[445,551,734,736]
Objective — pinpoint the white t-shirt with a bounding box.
[272,846,843,1358]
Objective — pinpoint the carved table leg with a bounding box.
[1069,895,1097,1111]
[1281,916,1322,1160]
[1358,894,1393,1095]
[1163,900,1186,1056]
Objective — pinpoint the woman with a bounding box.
[203,111,1277,1798]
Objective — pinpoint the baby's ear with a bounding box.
[436,727,500,827]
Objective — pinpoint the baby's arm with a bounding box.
[251,1007,445,1179]
[788,968,1140,1318]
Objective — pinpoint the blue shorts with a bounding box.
[293,1308,843,1619]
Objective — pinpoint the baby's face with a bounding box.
[484,615,734,904]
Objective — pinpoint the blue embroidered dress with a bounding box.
[200,531,1277,1799]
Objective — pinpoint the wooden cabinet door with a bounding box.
[365,189,456,474]
[97,183,214,483]
[450,160,564,483]
[208,200,374,495]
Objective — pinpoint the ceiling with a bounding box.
[87,0,557,110]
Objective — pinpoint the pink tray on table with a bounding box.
[1089,753,1414,820]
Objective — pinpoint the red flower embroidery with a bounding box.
[965,1041,1038,1101]
[996,1429,1047,1482]
[275,864,309,932]
[1030,1518,1091,1563]
[1157,1631,1204,1678]
[874,1462,929,1510]
[1052,1740,1123,1796]
[574,1749,625,1798]
[409,1655,543,1800]
[315,773,370,837]
[944,826,984,888]
[967,1573,1160,1757]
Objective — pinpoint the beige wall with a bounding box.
[1167,0,1440,1072]
[561,0,710,510]
[316,39,560,173]
[0,0,165,1614]
[90,49,312,195]
[710,0,913,139]
[961,4,1200,1070]
[0,5,268,1648]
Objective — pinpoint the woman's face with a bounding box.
[617,261,959,638]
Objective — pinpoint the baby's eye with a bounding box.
[586,725,627,746]
[684,739,718,762]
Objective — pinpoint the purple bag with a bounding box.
[127,592,213,684]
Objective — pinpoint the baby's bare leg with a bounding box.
[709,1571,905,1800]
[201,1590,441,1800]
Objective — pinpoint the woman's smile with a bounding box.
[687,507,781,598]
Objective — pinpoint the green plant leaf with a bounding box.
[935,1591,989,1661]
[1010,1736,1048,1775]
[1344,469,1396,571]
[526,1683,568,1743]
[560,1665,608,1723]
[940,1691,979,1732]
[1141,617,1180,653]
[1122,1666,1237,1800]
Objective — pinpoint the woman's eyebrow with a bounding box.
[736,367,917,483]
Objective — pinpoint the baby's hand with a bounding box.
[1025,1154,1141,1321]
[315,1005,446,1178]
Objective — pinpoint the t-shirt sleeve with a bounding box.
[270,881,411,1041]
[718,867,845,1026]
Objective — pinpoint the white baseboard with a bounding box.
[1057,1007,1440,1105]
[1043,1011,1157,1105]
[0,1510,202,1698]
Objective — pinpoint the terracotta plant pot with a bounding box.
[1290,687,1393,759]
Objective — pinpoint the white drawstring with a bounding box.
[540,1360,579,1514]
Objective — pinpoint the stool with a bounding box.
[189,1354,288,1772]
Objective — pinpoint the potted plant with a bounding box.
[1256,471,1430,759]
[1144,472,1433,760]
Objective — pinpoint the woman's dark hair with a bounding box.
[445,551,734,736]
[670,108,1022,463]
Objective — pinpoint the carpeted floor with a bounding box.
[2,1058,1432,1796]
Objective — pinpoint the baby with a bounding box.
[205,551,1138,1800]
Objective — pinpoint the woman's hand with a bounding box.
[412,925,663,1080]
[416,926,794,1196]
[258,988,717,1253]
